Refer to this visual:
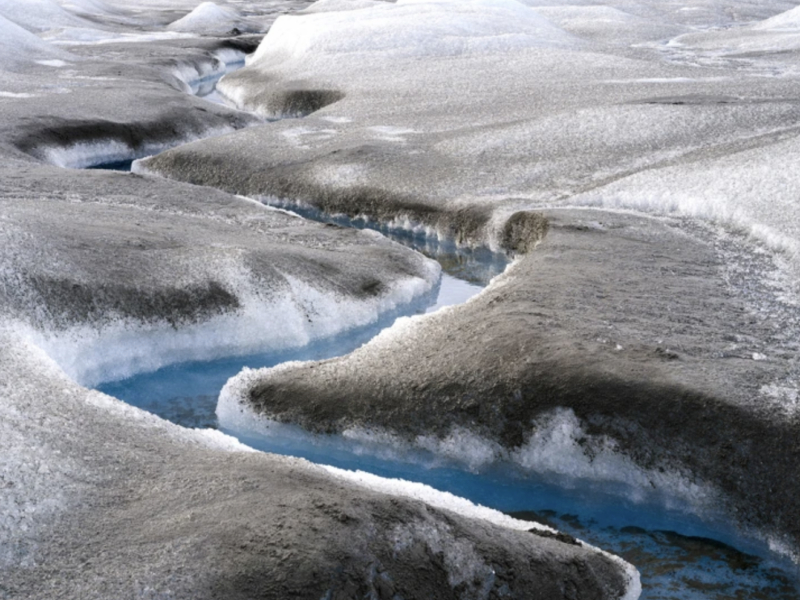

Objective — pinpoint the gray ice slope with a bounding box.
[0,0,639,597]
[0,31,443,384]
[141,0,800,560]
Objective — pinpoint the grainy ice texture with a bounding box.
[141,0,800,559]
[142,0,800,270]
[0,0,440,385]
[0,0,641,598]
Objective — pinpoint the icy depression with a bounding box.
[3,0,800,598]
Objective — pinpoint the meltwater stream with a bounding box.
[96,233,800,600]
[90,64,799,600]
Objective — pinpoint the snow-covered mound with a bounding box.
[0,13,70,71]
[0,0,90,32]
[669,4,800,60]
[753,5,800,30]
[251,0,577,65]
[167,1,260,34]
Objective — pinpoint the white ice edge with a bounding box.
[51,31,197,46]
[17,261,439,387]
[220,366,719,515]
[572,193,800,266]
[322,465,643,600]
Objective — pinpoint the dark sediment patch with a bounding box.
[265,88,346,118]
[23,276,239,329]
[220,68,345,117]
[500,210,550,254]
[12,109,253,168]
[139,146,506,250]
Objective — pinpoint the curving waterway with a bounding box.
[89,63,799,600]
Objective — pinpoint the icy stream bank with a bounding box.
[94,207,799,599]
[97,268,482,426]
[0,2,648,599]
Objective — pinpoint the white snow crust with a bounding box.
[47,28,194,45]
[571,131,800,275]
[18,257,438,387]
[59,0,128,18]
[251,0,577,65]
[753,5,800,30]
[0,0,91,33]
[0,13,72,71]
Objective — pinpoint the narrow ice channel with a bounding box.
[86,64,799,600]
[98,236,800,599]
[82,53,247,172]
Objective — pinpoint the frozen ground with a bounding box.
[0,0,643,598]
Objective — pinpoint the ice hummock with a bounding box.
[251,0,578,66]
[219,366,718,519]
[167,1,262,35]
[753,5,800,30]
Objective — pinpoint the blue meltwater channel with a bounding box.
[92,67,799,600]
[97,230,799,600]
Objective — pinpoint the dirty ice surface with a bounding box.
[224,0,800,282]
[3,0,800,599]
